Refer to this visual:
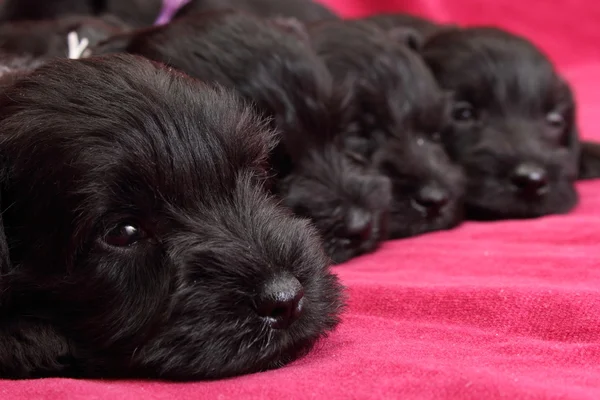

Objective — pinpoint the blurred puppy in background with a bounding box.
[422,27,600,219]
[309,19,465,239]
[173,0,339,23]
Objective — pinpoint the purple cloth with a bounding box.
[155,0,191,25]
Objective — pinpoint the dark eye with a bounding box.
[104,223,147,247]
[546,111,565,129]
[452,101,477,122]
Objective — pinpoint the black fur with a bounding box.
[92,12,392,263]
[0,54,344,379]
[421,27,596,219]
[0,15,127,59]
[173,0,339,23]
[309,19,465,238]
[579,141,600,180]
[358,13,446,50]
[0,0,161,28]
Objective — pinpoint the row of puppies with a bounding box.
[79,7,600,264]
[3,2,598,265]
[0,0,599,381]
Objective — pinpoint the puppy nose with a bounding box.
[345,208,373,241]
[413,184,449,215]
[256,274,304,329]
[511,163,549,198]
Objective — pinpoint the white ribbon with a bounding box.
[67,31,90,60]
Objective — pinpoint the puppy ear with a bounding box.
[269,17,311,46]
[388,27,423,51]
[578,140,600,180]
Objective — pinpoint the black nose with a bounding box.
[256,274,304,329]
[413,184,449,216]
[345,208,373,242]
[511,163,549,198]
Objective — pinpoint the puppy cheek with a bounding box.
[74,244,171,342]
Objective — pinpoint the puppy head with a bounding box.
[0,54,343,379]
[173,0,339,23]
[423,27,581,219]
[276,141,392,264]
[310,20,465,238]
[0,15,127,59]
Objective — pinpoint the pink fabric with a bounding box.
[3,0,600,398]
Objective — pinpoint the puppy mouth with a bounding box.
[326,211,388,264]
[465,181,578,220]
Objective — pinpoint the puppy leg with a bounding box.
[0,318,72,378]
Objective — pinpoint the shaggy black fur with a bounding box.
[0,54,344,380]
[91,12,392,263]
[580,141,600,180]
[0,0,161,28]
[309,19,465,238]
[358,12,446,48]
[422,27,600,219]
[0,15,127,59]
[173,0,339,23]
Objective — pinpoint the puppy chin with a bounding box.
[465,182,579,220]
[388,200,464,239]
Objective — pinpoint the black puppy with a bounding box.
[0,54,344,379]
[309,19,465,238]
[91,12,392,264]
[422,27,600,219]
[173,0,339,23]
[0,15,127,60]
[0,0,162,28]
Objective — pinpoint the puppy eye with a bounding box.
[546,111,565,129]
[104,223,147,247]
[452,102,477,122]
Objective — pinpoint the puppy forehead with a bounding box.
[0,55,271,198]
[425,28,560,105]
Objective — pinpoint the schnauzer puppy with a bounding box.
[173,0,339,23]
[0,54,343,380]
[0,15,127,60]
[0,0,162,28]
[91,11,392,264]
[309,19,465,239]
[421,27,600,219]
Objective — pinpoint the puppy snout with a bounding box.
[412,184,450,217]
[510,162,549,198]
[256,273,305,330]
[345,208,373,242]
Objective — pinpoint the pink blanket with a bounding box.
[3,0,600,398]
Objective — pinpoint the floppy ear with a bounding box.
[578,140,600,180]
[0,115,73,379]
